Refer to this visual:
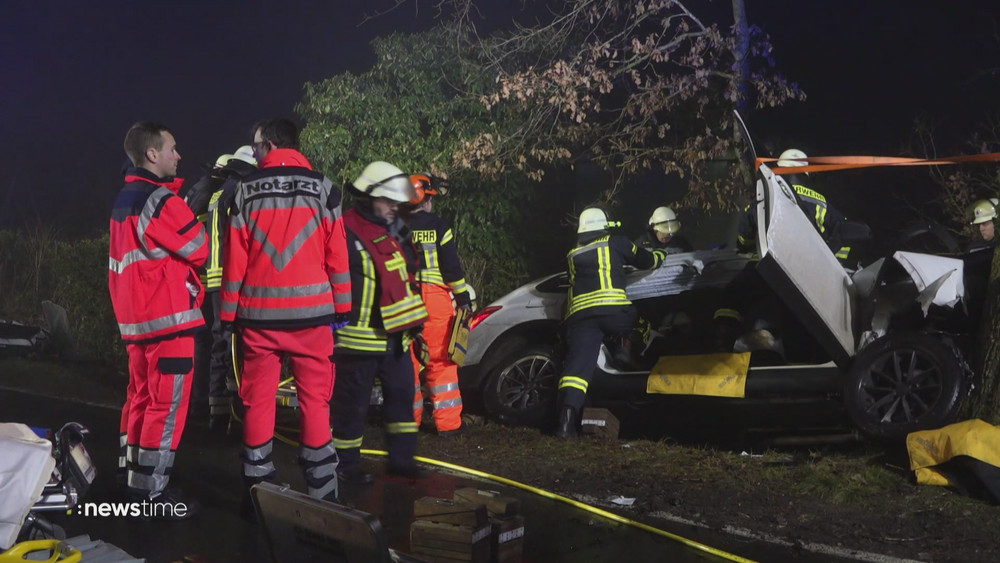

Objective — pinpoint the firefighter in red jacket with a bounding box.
[332,161,430,484]
[405,174,472,435]
[110,122,207,516]
[221,118,351,508]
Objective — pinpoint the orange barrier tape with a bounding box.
[756,152,1000,175]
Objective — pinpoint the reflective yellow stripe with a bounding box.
[567,288,630,317]
[386,421,419,434]
[558,376,589,393]
[334,437,363,449]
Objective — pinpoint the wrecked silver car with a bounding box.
[459,164,982,441]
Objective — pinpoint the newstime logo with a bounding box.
[71,500,189,519]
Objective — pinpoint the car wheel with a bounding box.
[483,344,561,427]
[844,332,965,441]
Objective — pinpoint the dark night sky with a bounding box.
[1,1,998,236]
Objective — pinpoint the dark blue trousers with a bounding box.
[558,305,638,412]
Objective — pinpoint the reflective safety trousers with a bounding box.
[411,283,463,431]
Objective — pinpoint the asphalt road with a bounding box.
[1,387,858,563]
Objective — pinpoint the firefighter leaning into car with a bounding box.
[634,206,693,255]
[221,118,351,510]
[556,208,665,438]
[110,122,207,517]
[738,149,851,260]
[331,161,431,482]
[186,146,257,429]
[714,148,854,353]
[404,173,473,436]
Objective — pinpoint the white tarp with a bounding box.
[0,423,55,550]
[892,251,965,313]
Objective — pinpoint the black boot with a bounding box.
[556,406,578,439]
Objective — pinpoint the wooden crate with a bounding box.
[580,408,620,439]
[410,519,491,563]
[453,488,520,518]
[490,514,525,563]
[414,496,488,527]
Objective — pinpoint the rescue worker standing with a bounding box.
[405,174,472,435]
[719,148,851,353]
[110,122,207,516]
[332,162,430,482]
[754,149,851,260]
[967,198,998,251]
[556,208,664,438]
[188,146,257,428]
[634,206,692,254]
[221,118,351,508]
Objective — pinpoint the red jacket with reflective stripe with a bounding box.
[221,149,351,328]
[108,168,208,342]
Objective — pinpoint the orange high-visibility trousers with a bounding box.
[411,283,463,432]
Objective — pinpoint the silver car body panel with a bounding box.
[754,165,857,365]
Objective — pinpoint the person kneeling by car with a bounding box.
[556,208,665,438]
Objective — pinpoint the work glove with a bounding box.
[403,328,430,366]
[330,312,351,331]
[454,290,472,311]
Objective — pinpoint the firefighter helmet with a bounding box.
[409,173,449,205]
[230,145,258,167]
[777,148,808,168]
[969,198,999,225]
[353,161,415,203]
[213,154,233,169]
[648,206,681,235]
[578,208,619,233]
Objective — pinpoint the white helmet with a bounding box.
[578,208,618,234]
[648,206,681,235]
[969,198,999,225]
[777,148,809,168]
[352,161,416,203]
[213,154,233,169]
[230,145,258,167]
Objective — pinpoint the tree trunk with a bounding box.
[731,0,750,116]
[731,0,755,188]
[962,244,1000,424]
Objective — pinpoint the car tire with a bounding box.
[482,344,561,427]
[844,332,965,442]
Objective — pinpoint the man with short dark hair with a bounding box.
[110,122,207,518]
[222,118,351,512]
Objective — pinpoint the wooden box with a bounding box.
[580,408,620,439]
[490,514,525,563]
[410,519,491,563]
[453,488,520,518]
[414,496,489,527]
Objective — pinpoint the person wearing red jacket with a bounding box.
[405,174,472,435]
[222,118,350,511]
[109,122,208,517]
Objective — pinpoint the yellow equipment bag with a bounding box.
[447,307,472,366]
[645,352,751,398]
[906,419,1000,503]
